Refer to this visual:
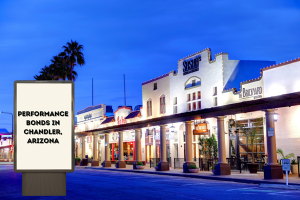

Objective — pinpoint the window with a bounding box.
[193,92,196,100]
[193,102,196,110]
[188,103,191,111]
[160,95,166,114]
[213,86,217,96]
[198,91,201,99]
[154,83,157,90]
[198,101,201,109]
[192,79,196,86]
[173,106,177,114]
[147,100,152,116]
[174,97,177,105]
[213,97,217,106]
[187,94,190,101]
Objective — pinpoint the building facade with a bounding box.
[75,48,300,175]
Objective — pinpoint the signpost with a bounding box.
[14,81,74,196]
[282,159,290,185]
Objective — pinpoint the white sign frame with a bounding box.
[14,81,74,173]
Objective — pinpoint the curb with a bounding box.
[85,167,300,186]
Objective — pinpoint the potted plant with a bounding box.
[238,118,263,173]
[211,164,216,174]
[291,159,298,174]
[154,163,158,171]
[277,148,294,174]
[75,157,81,165]
[188,164,200,173]
[136,162,145,169]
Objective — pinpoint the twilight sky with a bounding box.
[0,0,300,132]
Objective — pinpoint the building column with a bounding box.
[75,136,78,158]
[103,133,111,167]
[116,131,126,168]
[133,129,142,169]
[91,134,99,166]
[81,137,86,159]
[158,125,169,171]
[264,109,283,179]
[215,116,231,175]
[183,121,195,173]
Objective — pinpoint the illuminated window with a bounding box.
[187,94,190,101]
[213,97,217,106]
[160,95,166,114]
[213,86,217,96]
[188,103,191,111]
[198,101,201,109]
[193,92,196,100]
[147,99,152,116]
[198,91,201,99]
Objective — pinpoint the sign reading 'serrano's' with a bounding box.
[14,81,74,172]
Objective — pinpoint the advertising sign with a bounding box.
[193,123,208,135]
[14,81,74,172]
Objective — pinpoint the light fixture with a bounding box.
[274,113,278,122]
[170,124,175,133]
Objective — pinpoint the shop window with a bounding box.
[213,86,217,96]
[193,102,196,110]
[198,91,201,99]
[198,101,201,109]
[153,83,157,90]
[147,99,152,116]
[187,94,190,101]
[160,95,166,114]
[193,92,196,100]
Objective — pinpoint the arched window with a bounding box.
[147,99,152,117]
[184,76,201,89]
[160,95,166,114]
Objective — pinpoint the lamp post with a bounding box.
[0,111,13,146]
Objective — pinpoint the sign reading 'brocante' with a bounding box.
[14,81,74,172]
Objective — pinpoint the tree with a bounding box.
[60,40,85,81]
[199,134,218,159]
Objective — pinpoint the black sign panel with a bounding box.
[183,55,201,75]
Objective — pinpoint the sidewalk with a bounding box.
[85,165,300,186]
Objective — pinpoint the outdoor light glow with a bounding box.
[274,113,278,122]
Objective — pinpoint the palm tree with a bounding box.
[60,40,85,81]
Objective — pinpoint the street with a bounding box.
[0,165,300,199]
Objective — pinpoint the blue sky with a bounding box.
[0,0,300,132]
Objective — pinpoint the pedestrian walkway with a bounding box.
[85,165,300,186]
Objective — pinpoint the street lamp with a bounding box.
[0,111,13,146]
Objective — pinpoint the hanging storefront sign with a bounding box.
[87,136,91,143]
[193,123,208,135]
